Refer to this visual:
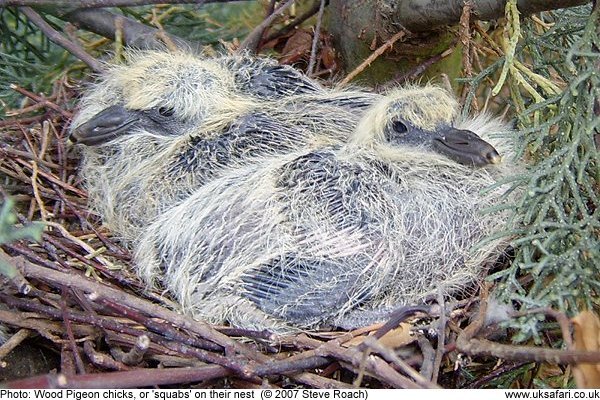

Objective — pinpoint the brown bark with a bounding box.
[329,0,591,82]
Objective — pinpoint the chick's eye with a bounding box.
[392,120,408,134]
[158,106,175,117]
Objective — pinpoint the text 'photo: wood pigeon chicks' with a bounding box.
[70,50,520,333]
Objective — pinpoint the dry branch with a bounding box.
[1,0,248,7]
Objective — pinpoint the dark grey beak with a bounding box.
[71,105,139,146]
[432,128,502,167]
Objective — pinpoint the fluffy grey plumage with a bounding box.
[134,86,519,332]
[70,50,378,242]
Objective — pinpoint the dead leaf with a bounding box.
[280,30,312,65]
[320,35,339,71]
[572,311,600,388]
[343,323,415,349]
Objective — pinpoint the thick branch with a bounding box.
[389,0,591,32]
[331,0,591,41]
[56,8,192,50]
[0,0,247,7]
[19,7,104,72]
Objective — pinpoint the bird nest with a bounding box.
[0,3,598,390]
[0,77,583,389]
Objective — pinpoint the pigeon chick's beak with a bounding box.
[71,105,139,146]
[432,128,502,167]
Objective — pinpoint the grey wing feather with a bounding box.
[245,65,322,99]
[241,255,363,326]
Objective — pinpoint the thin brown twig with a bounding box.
[97,297,223,352]
[84,341,131,371]
[379,45,455,92]
[13,157,87,198]
[1,147,63,170]
[459,2,475,108]
[0,308,98,343]
[292,334,425,388]
[431,291,446,384]
[5,96,58,117]
[30,121,51,221]
[466,361,531,389]
[0,292,240,372]
[339,30,407,87]
[456,293,600,364]
[307,0,326,75]
[0,115,46,128]
[266,0,277,16]
[111,334,149,366]
[361,335,439,388]
[416,334,435,379]
[61,289,87,374]
[4,365,233,389]
[19,7,103,72]
[238,0,295,53]
[9,84,73,119]
[264,0,322,43]
[0,329,31,360]
[12,256,266,362]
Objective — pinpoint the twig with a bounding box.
[50,184,132,259]
[45,220,114,267]
[266,0,277,16]
[307,0,326,75]
[13,256,263,362]
[253,352,330,376]
[0,115,46,128]
[110,334,149,366]
[5,94,59,117]
[264,0,322,43]
[2,0,247,6]
[61,289,87,374]
[39,231,111,275]
[292,335,425,388]
[0,308,97,343]
[416,334,435,379]
[97,297,222,352]
[55,8,191,50]
[361,336,439,388]
[0,329,31,361]
[1,147,63,170]
[431,291,446,384]
[4,366,232,389]
[217,327,276,342]
[10,84,73,119]
[19,7,103,72]
[0,293,241,372]
[456,295,600,364]
[84,341,131,371]
[339,30,406,87]
[238,0,295,54]
[370,305,430,342]
[3,242,64,272]
[30,121,51,221]
[379,44,454,92]
[459,2,479,110]
[292,372,354,389]
[13,157,87,197]
[466,361,530,388]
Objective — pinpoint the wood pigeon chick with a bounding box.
[134,85,520,332]
[70,50,379,242]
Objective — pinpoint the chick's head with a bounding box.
[352,86,502,167]
[70,51,249,146]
